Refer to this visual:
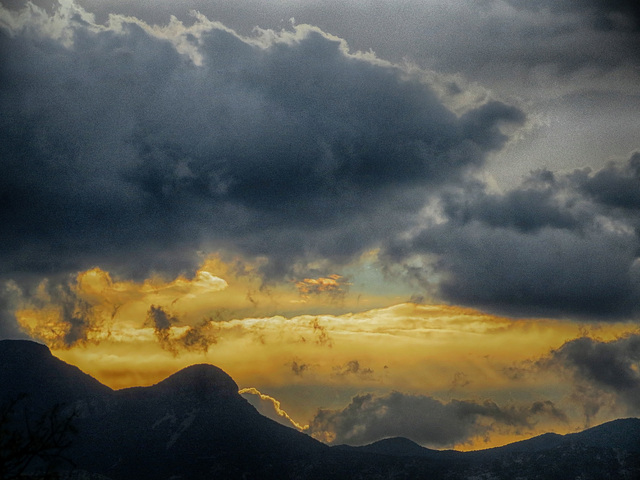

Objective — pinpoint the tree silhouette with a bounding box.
[0,395,77,479]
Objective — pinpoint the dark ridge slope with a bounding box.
[2,340,639,480]
[0,339,112,406]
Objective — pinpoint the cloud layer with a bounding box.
[308,391,566,448]
[0,2,523,285]
[543,334,640,418]
[385,153,640,319]
[1,1,639,328]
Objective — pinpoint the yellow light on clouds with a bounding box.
[12,258,639,449]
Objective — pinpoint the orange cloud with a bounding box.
[11,256,640,448]
[295,275,350,301]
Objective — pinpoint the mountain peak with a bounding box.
[0,339,52,358]
[354,436,447,458]
[0,339,111,408]
[154,363,239,399]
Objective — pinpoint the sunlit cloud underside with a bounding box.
[13,257,639,450]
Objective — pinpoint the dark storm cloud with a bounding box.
[506,334,640,424]
[308,391,566,447]
[440,171,580,233]
[385,153,640,319]
[0,2,524,283]
[544,335,640,414]
[577,152,640,209]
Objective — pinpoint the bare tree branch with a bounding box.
[0,395,77,479]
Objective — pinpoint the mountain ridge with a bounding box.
[152,363,240,398]
[1,339,639,479]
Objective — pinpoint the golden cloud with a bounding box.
[12,256,639,448]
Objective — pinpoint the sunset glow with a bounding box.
[1,0,639,453]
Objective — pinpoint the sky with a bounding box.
[1,0,640,451]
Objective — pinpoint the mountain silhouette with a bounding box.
[153,363,239,397]
[1,339,639,479]
[344,436,443,457]
[0,339,111,406]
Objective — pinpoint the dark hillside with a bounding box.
[1,340,638,480]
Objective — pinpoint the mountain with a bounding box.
[0,339,111,406]
[335,422,640,480]
[0,340,327,479]
[460,418,640,480]
[1,339,639,480]
[341,436,444,457]
[89,363,327,479]
[565,417,640,451]
[335,436,463,461]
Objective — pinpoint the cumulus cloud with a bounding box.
[307,391,567,447]
[83,0,640,83]
[578,152,640,209]
[543,334,640,417]
[0,1,524,285]
[503,333,640,425]
[385,153,640,319]
[4,1,638,323]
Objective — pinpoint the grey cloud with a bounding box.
[6,2,638,323]
[508,334,640,425]
[145,305,218,354]
[146,305,179,351]
[6,275,108,347]
[544,335,640,414]
[308,391,566,447]
[577,152,640,210]
[77,1,640,75]
[332,360,373,377]
[1,0,56,11]
[474,0,640,82]
[0,282,29,340]
[386,153,640,319]
[179,320,218,353]
[77,1,640,189]
[506,0,640,31]
[440,171,581,233]
[0,3,524,283]
[55,284,97,347]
